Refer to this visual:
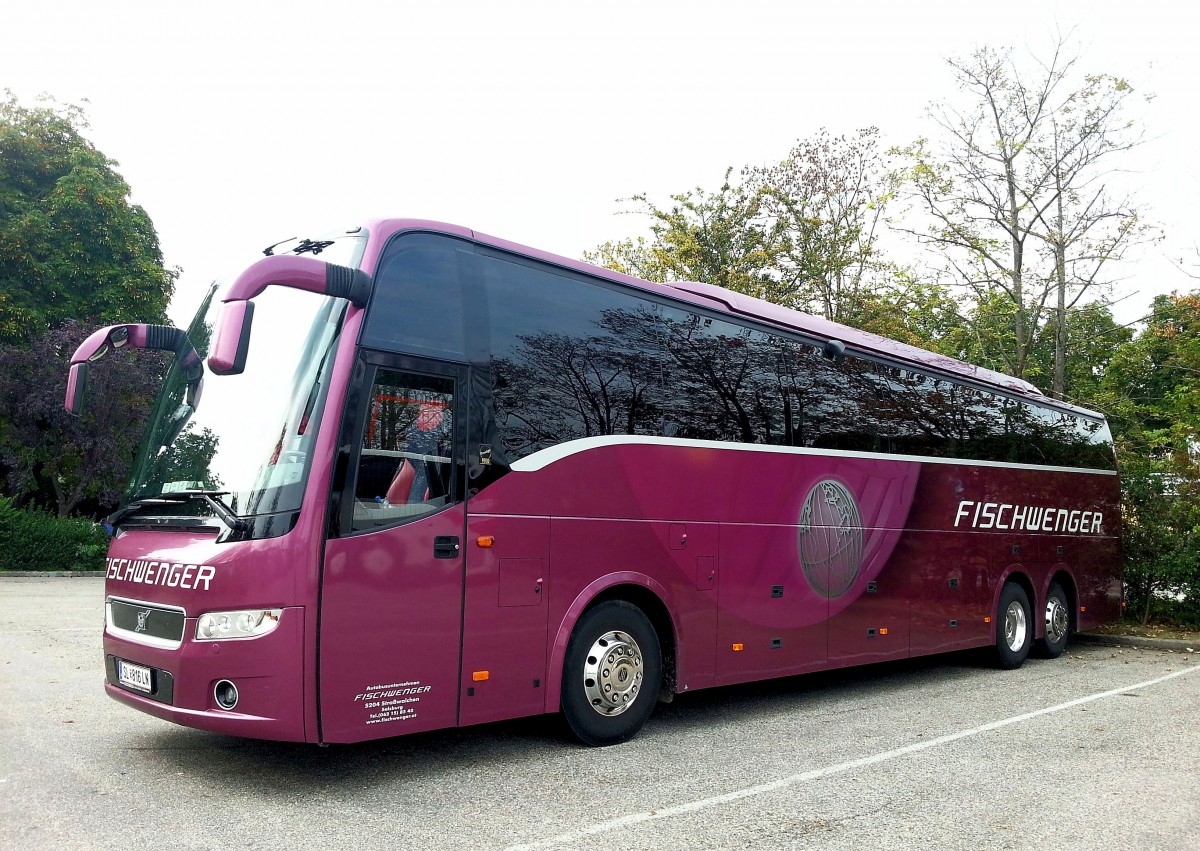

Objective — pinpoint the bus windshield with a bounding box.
[125,232,364,524]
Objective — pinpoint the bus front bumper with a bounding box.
[102,606,308,742]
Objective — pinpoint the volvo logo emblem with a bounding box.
[134,609,151,633]
[797,480,864,598]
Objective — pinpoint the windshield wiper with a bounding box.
[108,490,249,534]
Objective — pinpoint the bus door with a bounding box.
[318,358,468,743]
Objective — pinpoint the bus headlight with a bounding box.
[195,609,283,641]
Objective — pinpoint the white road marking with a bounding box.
[503,663,1200,851]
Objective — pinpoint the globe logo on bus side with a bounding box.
[797,480,864,599]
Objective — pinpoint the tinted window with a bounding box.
[658,306,792,444]
[1015,404,1115,470]
[362,233,470,360]
[484,255,665,462]
[803,352,1115,470]
[381,243,1118,472]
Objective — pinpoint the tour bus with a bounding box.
[67,219,1122,746]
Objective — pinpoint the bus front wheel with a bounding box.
[994,582,1033,670]
[561,600,662,746]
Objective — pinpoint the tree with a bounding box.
[1032,302,1132,405]
[1102,293,1200,442]
[941,293,1131,404]
[836,271,965,352]
[1030,72,1152,397]
[585,143,961,351]
[746,128,899,321]
[0,321,167,515]
[582,169,783,298]
[0,92,176,342]
[139,423,221,494]
[0,92,180,515]
[1099,292,1200,625]
[897,40,1150,397]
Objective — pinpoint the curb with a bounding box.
[0,571,106,578]
[1076,632,1197,653]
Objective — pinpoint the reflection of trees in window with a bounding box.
[850,367,1013,460]
[353,372,456,525]
[141,424,222,490]
[1016,404,1114,469]
[128,286,220,496]
[369,391,422,451]
[492,306,663,459]
[775,341,857,448]
[661,313,778,443]
[486,277,1114,470]
[368,392,418,451]
[366,376,454,457]
[832,363,1114,469]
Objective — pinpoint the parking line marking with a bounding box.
[503,663,1200,851]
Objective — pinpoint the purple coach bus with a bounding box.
[66,220,1122,746]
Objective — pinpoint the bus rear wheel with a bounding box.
[994,582,1033,670]
[561,600,661,746]
[1036,582,1071,658]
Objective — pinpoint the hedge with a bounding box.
[0,497,110,571]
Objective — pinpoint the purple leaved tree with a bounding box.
[0,321,167,516]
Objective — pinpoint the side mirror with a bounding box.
[207,255,371,376]
[207,299,255,376]
[65,324,203,415]
[66,361,89,414]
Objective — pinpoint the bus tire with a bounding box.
[994,582,1033,670]
[1036,582,1071,659]
[561,600,661,746]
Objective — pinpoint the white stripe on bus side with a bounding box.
[507,434,1118,476]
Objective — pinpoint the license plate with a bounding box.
[117,659,153,693]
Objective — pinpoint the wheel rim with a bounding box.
[1045,596,1069,644]
[1004,600,1028,652]
[582,630,643,717]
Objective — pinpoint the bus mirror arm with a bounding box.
[207,255,372,376]
[64,324,204,416]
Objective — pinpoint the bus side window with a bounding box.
[351,369,456,531]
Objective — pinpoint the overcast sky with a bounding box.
[3,0,1197,328]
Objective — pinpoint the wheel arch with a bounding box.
[1045,569,1079,635]
[545,573,678,714]
[994,566,1036,635]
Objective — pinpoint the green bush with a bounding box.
[0,497,110,572]
[1118,452,1200,627]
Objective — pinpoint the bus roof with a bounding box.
[366,219,1102,417]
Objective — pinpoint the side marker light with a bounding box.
[473,671,490,682]
[879,627,889,635]
[732,643,744,652]
[984,617,992,624]
[477,536,495,548]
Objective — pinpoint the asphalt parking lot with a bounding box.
[2,576,1198,851]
